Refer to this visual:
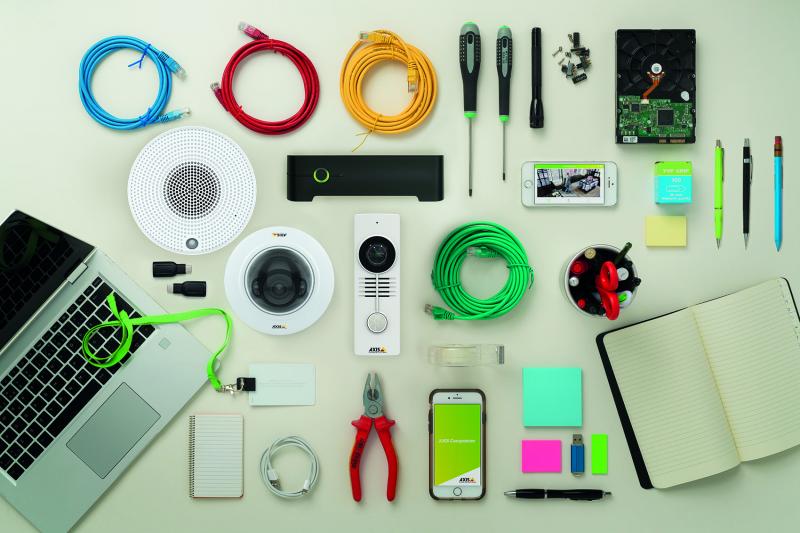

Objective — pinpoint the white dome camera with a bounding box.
[224,227,334,335]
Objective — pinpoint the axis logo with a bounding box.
[368,346,387,353]
[458,477,477,484]
[271,232,287,237]
[272,324,288,329]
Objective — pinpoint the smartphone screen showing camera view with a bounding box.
[535,163,605,204]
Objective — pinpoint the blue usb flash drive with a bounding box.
[571,434,585,476]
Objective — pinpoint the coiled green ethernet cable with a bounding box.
[427,221,534,320]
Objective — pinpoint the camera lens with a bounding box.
[359,236,395,274]
[247,248,312,314]
[366,242,388,268]
[261,259,299,307]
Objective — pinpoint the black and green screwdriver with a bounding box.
[496,26,512,181]
[460,22,481,196]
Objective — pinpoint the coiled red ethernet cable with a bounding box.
[212,22,320,135]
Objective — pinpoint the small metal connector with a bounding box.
[157,107,191,124]
[210,83,224,107]
[467,246,499,258]
[238,21,255,34]
[359,31,371,41]
[152,261,191,278]
[267,468,281,489]
[424,304,434,315]
[239,22,266,40]
[168,281,206,297]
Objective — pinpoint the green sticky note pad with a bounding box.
[522,368,582,427]
[591,434,608,474]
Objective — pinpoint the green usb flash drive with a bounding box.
[591,434,608,475]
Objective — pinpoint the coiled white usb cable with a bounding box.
[259,436,320,499]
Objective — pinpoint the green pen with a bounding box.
[715,140,724,248]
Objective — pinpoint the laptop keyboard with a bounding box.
[0,225,71,327]
[0,276,155,481]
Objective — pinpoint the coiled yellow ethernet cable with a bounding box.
[340,30,437,136]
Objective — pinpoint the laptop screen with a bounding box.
[0,211,94,353]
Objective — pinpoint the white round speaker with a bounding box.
[128,126,256,255]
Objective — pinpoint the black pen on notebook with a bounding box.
[505,489,611,501]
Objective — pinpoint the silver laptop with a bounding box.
[0,210,210,532]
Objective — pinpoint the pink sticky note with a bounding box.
[521,440,562,473]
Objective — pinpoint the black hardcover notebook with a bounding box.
[596,278,800,489]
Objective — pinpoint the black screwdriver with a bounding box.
[460,22,481,196]
[530,27,543,128]
[497,26,512,181]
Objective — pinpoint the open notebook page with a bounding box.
[603,310,740,488]
[693,278,800,461]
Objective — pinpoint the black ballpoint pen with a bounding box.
[505,489,611,501]
[743,138,752,249]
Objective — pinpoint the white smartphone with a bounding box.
[428,389,486,500]
[521,161,618,206]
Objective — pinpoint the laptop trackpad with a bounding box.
[67,383,160,479]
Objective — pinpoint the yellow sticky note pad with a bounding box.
[645,216,687,247]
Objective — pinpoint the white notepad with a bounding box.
[599,278,800,489]
[189,414,243,498]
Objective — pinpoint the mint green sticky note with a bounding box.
[523,368,582,427]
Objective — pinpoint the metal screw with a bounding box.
[552,46,563,57]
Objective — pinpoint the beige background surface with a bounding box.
[1,0,798,531]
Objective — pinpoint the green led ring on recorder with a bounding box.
[313,168,330,183]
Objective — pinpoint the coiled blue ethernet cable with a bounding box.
[78,36,190,130]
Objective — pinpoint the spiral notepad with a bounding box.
[189,414,243,498]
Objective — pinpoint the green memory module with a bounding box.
[617,96,694,144]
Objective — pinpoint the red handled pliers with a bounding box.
[596,260,620,320]
[349,372,398,502]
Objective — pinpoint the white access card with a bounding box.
[248,364,316,406]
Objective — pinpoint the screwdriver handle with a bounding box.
[496,26,512,118]
[460,22,481,115]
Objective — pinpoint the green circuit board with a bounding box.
[617,96,694,143]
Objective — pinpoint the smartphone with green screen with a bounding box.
[428,389,486,500]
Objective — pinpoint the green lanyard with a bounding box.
[81,293,232,392]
